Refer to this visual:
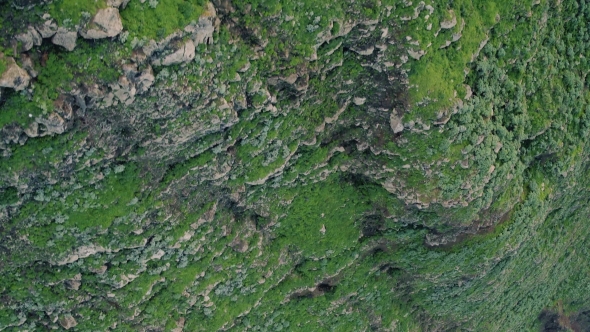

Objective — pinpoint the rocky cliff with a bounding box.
[1,0,590,331]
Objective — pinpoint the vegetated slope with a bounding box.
[1,0,590,330]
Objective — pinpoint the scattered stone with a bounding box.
[0,56,31,91]
[59,315,77,330]
[80,8,124,39]
[52,28,77,51]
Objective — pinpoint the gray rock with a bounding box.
[154,40,196,66]
[134,66,155,94]
[110,76,136,105]
[185,2,216,45]
[59,315,77,330]
[0,56,31,91]
[390,110,404,133]
[185,18,215,46]
[408,49,425,60]
[19,54,37,78]
[80,8,124,39]
[52,28,77,51]
[36,113,67,135]
[107,0,130,8]
[36,19,58,38]
[24,122,39,138]
[353,97,366,106]
[15,26,42,52]
[440,11,458,29]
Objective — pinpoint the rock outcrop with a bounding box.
[80,7,124,39]
[0,56,31,91]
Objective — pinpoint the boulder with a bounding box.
[0,56,31,91]
[59,315,77,330]
[185,2,216,45]
[440,11,458,29]
[23,122,39,138]
[107,0,130,8]
[408,49,425,60]
[153,40,196,66]
[110,76,136,105]
[15,26,42,52]
[19,53,37,78]
[134,66,155,94]
[36,112,67,135]
[52,28,77,51]
[353,97,366,106]
[36,19,58,38]
[80,8,124,39]
[390,110,404,133]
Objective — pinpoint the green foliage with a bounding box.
[49,0,107,25]
[120,0,206,41]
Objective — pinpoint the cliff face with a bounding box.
[1,0,590,331]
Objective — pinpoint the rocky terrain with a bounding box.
[1,0,590,331]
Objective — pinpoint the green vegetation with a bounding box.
[49,0,108,25]
[120,0,207,40]
[2,0,590,330]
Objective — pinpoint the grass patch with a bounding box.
[120,0,207,41]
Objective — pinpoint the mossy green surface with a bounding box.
[1,0,590,330]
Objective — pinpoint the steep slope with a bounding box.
[1,0,590,331]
